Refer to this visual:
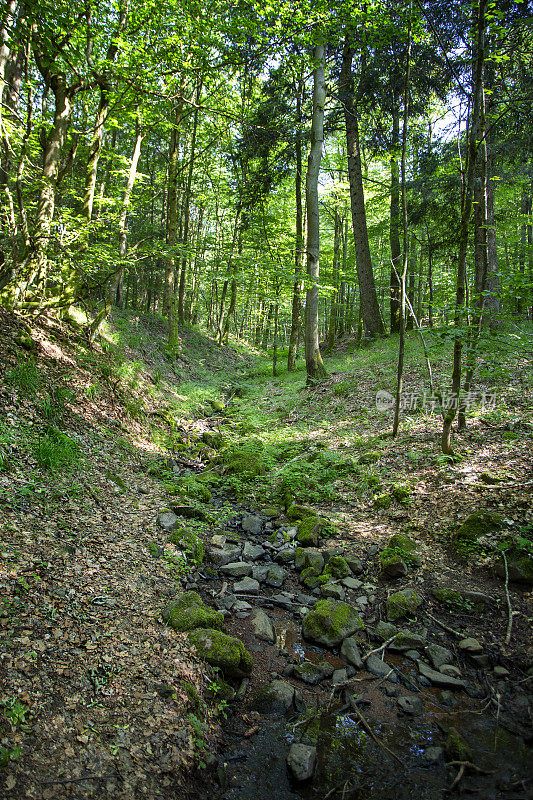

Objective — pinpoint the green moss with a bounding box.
[168,529,205,563]
[324,555,350,579]
[302,599,364,647]
[374,493,392,510]
[444,728,472,762]
[210,400,225,412]
[188,628,253,678]
[431,587,464,608]
[380,534,420,569]
[386,588,422,621]
[163,591,223,632]
[454,510,503,548]
[300,566,322,589]
[358,451,381,465]
[391,485,410,504]
[222,438,267,480]
[286,503,316,521]
[183,680,203,711]
[297,516,323,547]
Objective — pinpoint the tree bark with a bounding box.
[389,98,401,334]
[288,70,304,371]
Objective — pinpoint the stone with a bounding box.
[366,655,398,682]
[172,505,212,522]
[374,621,399,641]
[234,577,260,594]
[332,668,348,685]
[233,600,252,614]
[270,593,294,609]
[286,503,316,522]
[297,517,323,547]
[275,548,296,564]
[320,584,345,600]
[252,609,276,643]
[324,556,350,579]
[163,591,224,632]
[444,727,472,761]
[426,644,454,669]
[386,588,422,621]
[208,544,241,566]
[342,577,363,590]
[423,746,444,764]
[211,534,226,547]
[242,513,263,535]
[294,547,324,573]
[418,661,466,689]
[243,542,265,561]
[286,743,316,782]
[358,451,381,465]
[389,630,427,651]
[302,600,365,647]
[293,661,333,685]
[458,637,483,654]
[494,666,510,677]
[439,664,462,678]
[252,565,270,582]
[341,637,363,668]
[454,510,502,548]
[494,548,533,586]
[397,695,424,715]
[168,529,205,563]
[345,555,363,574]
[253,680,294,714]
[188,628,253,678]
[220,561,253,578]
[266,564,287,587]
[157,510,178,531]
[381,554,408,578]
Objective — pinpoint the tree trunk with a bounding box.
[178,78,201,323]
[389,98,401,334]
[288,70,304,371]
[305,40,327,382]
[339,38,385,338]
[327,206,342,352]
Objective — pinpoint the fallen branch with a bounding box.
[426,612,464,638]
[348,697,404,765]
[502,551,513,646]
[362,634,398,662]
[39,773,121,785]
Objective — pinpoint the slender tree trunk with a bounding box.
[339,38,385,338]
[328,206,342,353]
[288,70,304,371]
[178,78,201,323]
[390,98,402,334]
[305,40,327,382]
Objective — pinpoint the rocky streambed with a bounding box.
[158,502,532,800]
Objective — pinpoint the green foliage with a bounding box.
[0,419,14,471]
[32,427,81,471]
[37,386,75,423]
[5,358,41,396]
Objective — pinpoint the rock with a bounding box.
[374,621,399,641]
[172,505,212,522]
[426,644,454,669]
[242,513,263,535]
[208,544,241,566]
[253,680,294,714]
[252,609,276,643]
[439,664,462,678]
[168,529,205,563]
[422,746,443,764]
[366,655,398,682]
[163,591,224,632]
[397,695,424,715]
[324,556,351,579]
[341,637,363,668]
[275,548,296,564]
[188,629,252,678]
[266,564,287,587]
[286,503,316,522]
[453,510,502,548]
[271,593,294,609]
[202,430,225,449]
[381,554,408,578]
[243,542,265,561]
[345,555,363,574]
[252,565,270,582]
[233,600,252,614]
[358,451,381,465]
[296,517,323,547]
[332,668,348,686]
[157,510,179,531]
[458,637,483,654]
[386,588,422,621]
[220,562,253,578]
[286,743,316,782]
[320,583,345,600]
[211,534,226,547]
[14,332,34,350]
[494,666,510,677]
[444,727,472,761]
[494,548,533,586]
[470,654,490,668]
[294,547,324,573]
[389,630,427,651]
[293,661,333,685]
[234,577,260,594]
[418,661,466,689]
[342,576,363,590]
[302,600,365,647]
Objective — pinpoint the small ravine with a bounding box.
[160,483,532,800]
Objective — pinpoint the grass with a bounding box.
[32,427,82,471]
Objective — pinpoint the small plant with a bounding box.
[32,427,81,471]
[37,386,75,423]
[5,358,41,396]
[2,698,29,729]
[0,744,22,768]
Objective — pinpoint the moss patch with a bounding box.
[163,591,223,632]
[386,588,422,621]
[323,555,350,579]
[188,628,253,678]
[453,510,503,549]
[287,503,317,522]
[302,599,364,647]
[168,529,205,563]
[297,516,323,547]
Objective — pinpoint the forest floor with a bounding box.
[0,308,532,800]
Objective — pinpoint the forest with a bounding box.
[0,1,532,799]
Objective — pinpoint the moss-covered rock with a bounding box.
[453,510,503,547]
[302,599,364,647]
[380,534,420,574]
[287,503,317,522]
[323,555,350,579]
[374,493,392,510]
[168,529,205,563]
[392,485,411,504]
[380,553,408,578]
[222,439,267,480]
[358,451,381,465]
[188,628,253,678]
[182,680,203,711]
[210,400,225,412]
[297,517,323,547]
[495,548,533,586]
[386,588,422,621]
[444,727,472,762]
[431,586,464,607]
[294,548,325,573]
[163,591,223,632]
[202,431,225,450]
[300,566,322,589]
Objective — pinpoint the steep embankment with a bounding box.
[1,309,532,800]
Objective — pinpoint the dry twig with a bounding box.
[348,698,403,765]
